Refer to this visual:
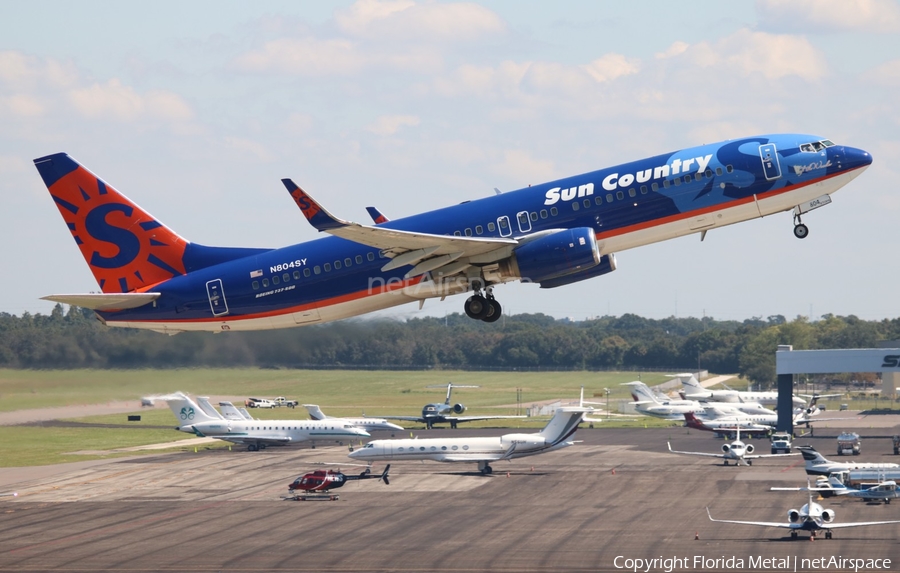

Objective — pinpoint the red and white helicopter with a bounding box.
[289,465,391,494]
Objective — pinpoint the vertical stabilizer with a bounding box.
[161,392,220,425]
[537,407,586,445]
[34,153,188,293]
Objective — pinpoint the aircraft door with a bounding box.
[759,143,782,180]
[497,215,512,237]
[205,279,229,316]
[516,211,532,233]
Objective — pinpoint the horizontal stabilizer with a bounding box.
[41,292,160,310]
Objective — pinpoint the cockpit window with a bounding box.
[800,140,835,152]
[364,443,374,448]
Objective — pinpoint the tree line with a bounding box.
[1,304,898,386]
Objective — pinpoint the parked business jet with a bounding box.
[303,404,404,433]
[683,412,772,436]
[35,135,871,333]
[667,427,797,466]
[677,374,805,407]
[217,400,254,421]
[379,383,525,429]
[348,407,587,475]
[624,381,704,420]
[162,392,369,451]
[707,486,900,540]
[773,474,900,503]
[798,445,900,476]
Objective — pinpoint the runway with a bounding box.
[2,426,900,572]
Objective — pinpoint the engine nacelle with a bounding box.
[721,444,731,453]
[452,403,466,414]
[512,227,600,283]
[538,254,617,289]
[788,509,801,523]
[821,508,835,523]
[745,444,754,454]
[501,433,547,450]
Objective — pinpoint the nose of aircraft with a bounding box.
[354,428,371,437]
[841,146,873,171]
[348,448,365,459]
[387,422,405,431]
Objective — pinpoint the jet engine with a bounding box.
[821,509,835,523]
[509,227,600,283]
[721,444,731,453]
[537,254,617,289]
[501,434,546,450]
[452,403,466,414]
[745,444,754,454]
[788,509,801,523]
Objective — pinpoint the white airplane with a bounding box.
[624,381,704,420]
[348,407,587,475]
[195,397,251,422]
[798,445,900,476]
[667,427,798,466]
[707,485,900,540]
[303,404,404,434]
[161,392,369,451]
[218,400,254,421]
[773,474,900,503]
[683,412,772,436]
[677,374,806,407]
[577,386,630,424]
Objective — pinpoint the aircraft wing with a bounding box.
[822,519,900,529]
[445,415,527,423]
[667,442,723,458]
[378,416,424,423]
[746,452,801,460]
[439,454,507,462]
[282,179,518,267]
[706,508,794,529]
[212,435,292,446]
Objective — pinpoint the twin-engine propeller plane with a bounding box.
[667,427,798,466]
[35,135,870,333]
[289,465,391,494]
[707,484,900,540]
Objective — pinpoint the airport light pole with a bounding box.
[605,388,610,420]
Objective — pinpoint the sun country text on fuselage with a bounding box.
[35,135,872,333]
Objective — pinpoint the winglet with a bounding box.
[281,179,347,231]
[365,206,389,224]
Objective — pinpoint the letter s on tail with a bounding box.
[34,153,188,293]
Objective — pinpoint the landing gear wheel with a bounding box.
[482,298,502,323]
[748,460,753,466]
[790,531,798,539]
[248,444,259,452]
[464,295,490,320]
[793,223,809,239]
[825,531,832,539]
[482,465,493,475]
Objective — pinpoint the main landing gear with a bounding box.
[478,461,494,475]
[464,289,502,323]
[793,214,809,239]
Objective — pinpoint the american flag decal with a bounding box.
[250,269,263,278]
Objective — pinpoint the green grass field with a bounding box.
[0,368,679,467]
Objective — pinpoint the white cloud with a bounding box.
[0,94,43,117]
[0,51,77,89]
[757,0,900,33]
[491,149,555,183]
[222,136,273,162]
[685,29,827,81]
[335,0,505,41]
[366,114,420,136]
[68,79,193,122]
[655,41,689,60]
[581,54,640,83]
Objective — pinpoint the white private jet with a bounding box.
[303,404,404,434]
[161,392,369,451]
[624,381,705,420]
[772,474,900,503]
[798,445,900,476]
[667,428,798,466]
[677,374,806,407]
[348,407,587,475]
[196,397,252,422]
[708,485,900,540]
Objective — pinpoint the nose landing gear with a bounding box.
[793,214,809,239]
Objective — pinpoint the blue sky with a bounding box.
[2,0,899,322]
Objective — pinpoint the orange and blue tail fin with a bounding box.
[34,153,188,294]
